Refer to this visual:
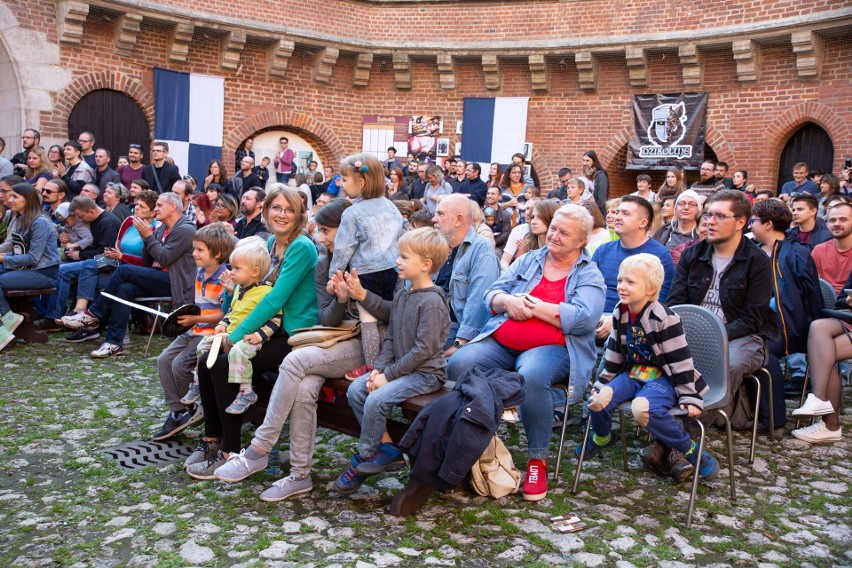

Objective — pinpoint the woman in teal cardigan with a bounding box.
[189,185,319,479]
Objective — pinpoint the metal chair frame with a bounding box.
[570,305,736,528]
[134,296,172,356]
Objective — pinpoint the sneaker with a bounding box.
[65,328,101,343]
[35,318,63,332]
[214,448,269,483]
[0,327,15,352]
[522,459,548,502]
[151,410,193,441]
[791,393,835,417]
[260,474,313,502]
[574,432,615,459]
[552,409,565,429]
[332,453,369,495]
[90,342,123,358]
[668,450,694,483]
[185,437,221,469]
[187,450,227,480]
[225,390,258,414]
[355,442,405,475]
[62,311,99,330]
[180,383,201,405]
[639,440,672,476]
[185,405,205,429]
[345,364,373,381]
[683,444,720,481]
[1,311,23,333]
[791,419,842,444]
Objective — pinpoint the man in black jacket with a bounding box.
[227,156,261,198]
[66,196,121,260]
[142,141,181,194]
[455,163,488,206]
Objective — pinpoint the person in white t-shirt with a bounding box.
[631,174,657,203]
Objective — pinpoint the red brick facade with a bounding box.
[6,0,852,195]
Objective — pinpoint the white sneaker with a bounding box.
[791,419,842,444]
[791,393,835,417]
[62,311,99,330]
[90,342,124,358]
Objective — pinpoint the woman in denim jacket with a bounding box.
[447,204,605,502]
[0,182,60,350]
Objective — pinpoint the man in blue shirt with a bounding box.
[591,195,675,342]
[780,162,819,196]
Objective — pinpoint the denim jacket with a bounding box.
[473,246,606,402]
[3,216,60,271]
[329,196,404,276]
[450,227,500,341]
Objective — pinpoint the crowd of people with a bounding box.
[0,128,850,515]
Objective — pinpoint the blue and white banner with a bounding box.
[154,68,225,182]
[461,97,528,165]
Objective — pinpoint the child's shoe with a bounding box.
[355,442,405,475]
[683,442,720,481]
[574,432,615,459]
[345,364,373,381]
[225,390,258,414]
[181,382,201,405]
[639,440,672,476]
[522,459,548,502]
[668,450,694,483]
[0,327,15,352]
[332,453,369,494]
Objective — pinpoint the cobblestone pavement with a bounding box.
[1,334,850,567]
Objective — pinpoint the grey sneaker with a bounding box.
[180,382,201,405]
[225,390,258,414]
[185,405,205,429]
[260,475,313,502]
[184,437,221,469]
[214,448,269,483]
[187,450,227,480]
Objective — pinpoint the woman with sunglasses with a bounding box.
[212,194,238,229]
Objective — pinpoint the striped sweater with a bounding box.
[597,300,708,409]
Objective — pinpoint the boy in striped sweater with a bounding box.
[576,253,720,482]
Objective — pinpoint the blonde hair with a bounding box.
[262,184,307,240]
[605,197,622,212]
[229,236,271,279]
[398,227,450,275]
[553,203,593,244]
[340,152,385,199]
[618,253,665,302]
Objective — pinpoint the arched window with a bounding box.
[68,89,150,169]
[777,123,834,192]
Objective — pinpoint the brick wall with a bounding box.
[12,2,852,196]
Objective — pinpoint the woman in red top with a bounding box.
[447,204,606,503]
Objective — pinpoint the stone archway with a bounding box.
[0,35,22,157]
[45,71,154,143]
[225,110,347,172]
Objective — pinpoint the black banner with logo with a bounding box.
[628,92,708,170]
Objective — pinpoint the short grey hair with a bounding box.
[553,203,593,241]
[159,191,183,211]
[81,183,100,198]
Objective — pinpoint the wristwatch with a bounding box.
[452,339,463,349]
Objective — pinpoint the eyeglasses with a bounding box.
[702,212,739,222]
[41,189,58,194]
[676,201,698,209]
[748,217,762,226]
[268,205,296,216]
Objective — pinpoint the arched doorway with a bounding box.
[250,130,325,186]
[777,123,834,192]
[0,37,23,159]
[68,89,150,169]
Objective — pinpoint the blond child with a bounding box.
[194,237,282,414]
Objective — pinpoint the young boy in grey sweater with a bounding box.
[334,227,451,495]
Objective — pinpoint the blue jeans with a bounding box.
[589,372,692,454]
[0,266,58,316]
[447,337,571,459]
[88,264,171,345]
[276,172,291,184]
[46,259,102,320]
[347,371,441,458]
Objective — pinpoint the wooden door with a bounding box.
[68,89,150,169]
[777,123,834,191]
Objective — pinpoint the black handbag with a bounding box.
[94,254,120,272]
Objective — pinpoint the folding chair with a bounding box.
[571,305,735,528]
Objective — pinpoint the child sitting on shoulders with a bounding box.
[194,237,282,415]
[333,227,451,494]
[578,253,720,483]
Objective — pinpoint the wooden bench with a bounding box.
[316,377,452,439]
[7,288,57,343]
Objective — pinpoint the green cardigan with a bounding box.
[228,234,319,342]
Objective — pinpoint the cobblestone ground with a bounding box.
[1,334,850,567]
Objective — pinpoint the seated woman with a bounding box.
[212,194,238,229]
[208,198,394,499]
[0,182,60,350]
[790,271,852,444]
[25,148,52,192]
[103,182,131,222]
[500,199,559,267]
[186,185,319,479]
[191,193,213,228]
[447,204,605,502]
[46,190,160,336]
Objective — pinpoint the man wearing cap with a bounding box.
[653,189,704,250]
